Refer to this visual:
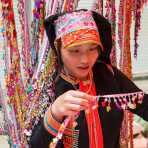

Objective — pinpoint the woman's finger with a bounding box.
[69,90,95,101]
[65,97,89,108]
[64,110,79,116]
[65,103,87,112]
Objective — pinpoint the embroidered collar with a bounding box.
[60,70,80,85]
[60,69,93,86]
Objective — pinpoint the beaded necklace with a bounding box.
[60,69,79,86]
[60,68,93,91]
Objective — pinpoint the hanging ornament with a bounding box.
[133,0,148,58]
[49,91,144,148]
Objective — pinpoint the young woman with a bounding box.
[28,9,148,148]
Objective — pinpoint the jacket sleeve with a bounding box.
[29,118,53,148]
[29,83,64,148]
[29,77,75,148]
[113,67,148,121]
[29,115,63,148]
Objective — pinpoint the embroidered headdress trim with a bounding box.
[54,10,103,50]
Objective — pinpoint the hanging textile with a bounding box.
[118,0,133,147]
[0,0,148,147]
[0,0,26,146]
[133,0,148,58]
[105,0,117,66]
[91,0,103,15]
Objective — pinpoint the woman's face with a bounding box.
[61,43,100,80]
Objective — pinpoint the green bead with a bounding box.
[26,84,33,93]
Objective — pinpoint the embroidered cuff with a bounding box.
[44,106,61,136]
[44,105,78,137]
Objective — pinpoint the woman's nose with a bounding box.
[80,53,89,63]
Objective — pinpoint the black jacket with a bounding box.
[30,62,148,148]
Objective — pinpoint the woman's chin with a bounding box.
[76,73,90,81]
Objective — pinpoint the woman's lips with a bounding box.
[77,66,89,71]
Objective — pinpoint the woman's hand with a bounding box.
[51,90,94,121]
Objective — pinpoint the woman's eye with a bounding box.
[89,47,98,51]
[69,49,79,53]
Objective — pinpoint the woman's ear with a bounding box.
[54,39,62,51]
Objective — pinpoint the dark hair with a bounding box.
[55,39,63,81]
